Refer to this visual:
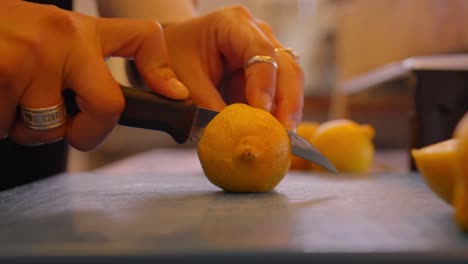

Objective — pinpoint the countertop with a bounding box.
[0,149,467,263]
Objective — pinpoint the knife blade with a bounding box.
[64,85,337,173]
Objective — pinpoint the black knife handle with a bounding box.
[63,85,197,144]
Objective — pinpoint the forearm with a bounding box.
[96,0,197,22]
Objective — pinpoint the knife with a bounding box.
[63,85,337,173]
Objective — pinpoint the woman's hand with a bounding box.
[0,0,188,150]
[163,6,304,130]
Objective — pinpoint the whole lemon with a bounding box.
[453,113,468,231]
[290,121,320,171]
[197,103,291,193]
[310,119,375,173]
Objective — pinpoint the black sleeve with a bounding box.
[25,0,72,11]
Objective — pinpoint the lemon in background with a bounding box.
[290,122,320,171]
[310,119,375,173]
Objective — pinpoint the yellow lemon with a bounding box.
[309,119,375,173]
[453,113,468,231]
[411,138,458,204]
[197,103,291,193]
[290,121,320,171]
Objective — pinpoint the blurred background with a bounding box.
[69,0,468,172]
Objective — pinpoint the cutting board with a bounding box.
[0,149,467,263]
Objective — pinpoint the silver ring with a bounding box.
[20,103,66,130]
[245,55,277,69]
[274,47,300,61]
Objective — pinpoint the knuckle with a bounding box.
[18,35,45,63]
[214,5,252,23]
[228,5,252,18]
[283,58,304,80]
[149,67,176,81]
[0,53,23,80]
[101,94,125,117]
[257,20,274,35]
[9,28,45,64]
[141,20,164,38]
[42,5,80,35]
[257,40,275,54]
[17,7,80,63]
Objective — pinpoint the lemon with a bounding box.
[197,103,291,193]
[453,113,468,231]
[290,122,320,171]
[310,119,375,173]
[411,138,458,204]
[411,112,468,232]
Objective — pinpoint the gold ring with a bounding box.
[245,55,277,69]
[20,103,66,130]
[274,47,300,61]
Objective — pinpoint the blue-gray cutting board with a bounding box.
[0,149,467,263]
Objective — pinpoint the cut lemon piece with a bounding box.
[411,138,459,204]
[453,113,468,231]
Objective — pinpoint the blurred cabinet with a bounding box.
[335,0,468,81]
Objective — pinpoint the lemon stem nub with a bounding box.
[236,145,258,162]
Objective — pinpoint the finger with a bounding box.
[178,60,226,111]
[219,69,247,105]
[9,75,66,146]
[241,28,276,113]
[0,47,32,139]
[273,57,304,131]
[216,7,277,112]
[64,53,124,151]
[95,17,189,100]
[161,24,226,111]
[256,20,304,130]
[0,87,18,139]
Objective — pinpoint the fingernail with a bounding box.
[169,78,189,99]
[260,93,273,112]
[285,119,298,132]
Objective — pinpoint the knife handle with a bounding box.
[63,85,197,144]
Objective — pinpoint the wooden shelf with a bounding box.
[303,94,413,116]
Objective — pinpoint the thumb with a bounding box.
[96,17,189,100]
[180,61,226,111]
